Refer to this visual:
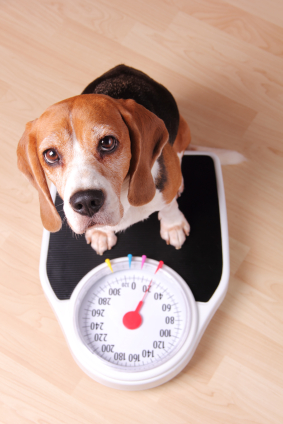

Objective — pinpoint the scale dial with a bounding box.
[71,257,198,389]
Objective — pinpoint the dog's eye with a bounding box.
[43,149,60,164]
[99,136,118,152]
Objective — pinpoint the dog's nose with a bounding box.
[69,190,105,217]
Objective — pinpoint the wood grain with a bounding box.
[0,0,282,422]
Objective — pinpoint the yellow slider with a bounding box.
[105,258,114,273]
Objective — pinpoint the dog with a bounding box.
[17,65,191,255]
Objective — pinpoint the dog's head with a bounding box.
[17,94,168,234]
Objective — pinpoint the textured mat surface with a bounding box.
[46,155,223,302]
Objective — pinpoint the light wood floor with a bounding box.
[0,0,283,422]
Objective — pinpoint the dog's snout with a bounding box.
[70,190,105,217]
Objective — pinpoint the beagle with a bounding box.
[17,65,191,255]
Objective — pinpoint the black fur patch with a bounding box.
[155,154,168,191]
[82,65,179,145]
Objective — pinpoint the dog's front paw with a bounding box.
[85,228,117,255]
[159,216,190,250]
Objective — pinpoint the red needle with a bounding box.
[122,261,164,330]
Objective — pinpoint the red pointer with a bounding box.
[122,261,164,330]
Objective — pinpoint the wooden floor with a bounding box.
[1,0,283,422]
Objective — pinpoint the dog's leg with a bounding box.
[158,199,190,249]
[85,227,117,255]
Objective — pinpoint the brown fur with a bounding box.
[160,115,191,204]
[160,143,183,204]
[116,98,169,206]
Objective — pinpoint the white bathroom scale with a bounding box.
[39,152,230,390]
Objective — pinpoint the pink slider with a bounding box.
[141,255,147,269]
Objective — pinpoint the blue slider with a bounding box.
[128,254,132,268]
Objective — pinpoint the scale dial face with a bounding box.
[74,257,198,378]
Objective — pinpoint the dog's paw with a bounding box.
[85,228,117,255]
[159,217,190,250]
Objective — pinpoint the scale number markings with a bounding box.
[78,264,189,372]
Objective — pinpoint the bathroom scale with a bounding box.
[39,152,230,390]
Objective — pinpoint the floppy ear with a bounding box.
[17,120,62,232]
[116,99,169,206]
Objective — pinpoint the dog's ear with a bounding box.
[17,120,62,232]
[116,99,169,206]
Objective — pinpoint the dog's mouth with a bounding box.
[83,212,121,231]
[85,219,97,231]
[65,210,122,235]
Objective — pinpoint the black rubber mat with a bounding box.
[46,155,223,302]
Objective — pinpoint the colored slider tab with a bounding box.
[105,258,113,273]
[141,255,146,269]
[155,261,164,274]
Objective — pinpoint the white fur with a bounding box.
[63,140,122,234]
[158,199,190,249]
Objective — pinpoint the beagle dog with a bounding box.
[17,65,191,255]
